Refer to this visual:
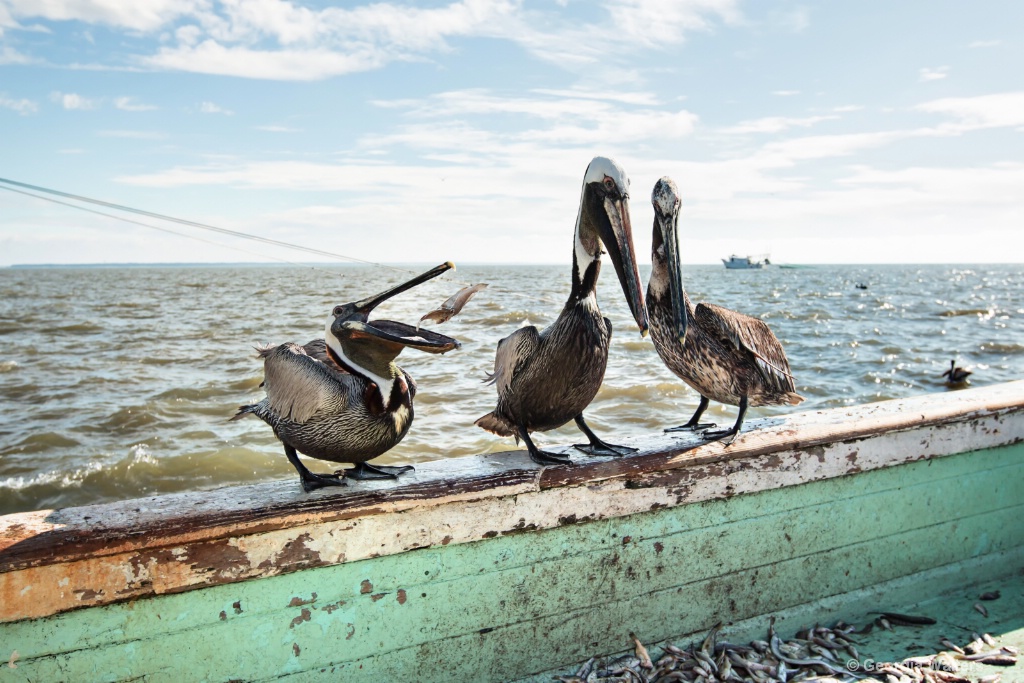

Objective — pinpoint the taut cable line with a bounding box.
[0,176,567,308]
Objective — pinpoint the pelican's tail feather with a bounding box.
[230,404,257,421]
[475,411,516,437]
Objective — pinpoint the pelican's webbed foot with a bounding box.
[284,444,348,493]
[517,425,572,466]
[344,462,415,480]
[665,421,717,433]
[299,471,348,492]
[665,396,716,433]
[700,396,748,446]
[700,427,739,445]
[572,414,638,458]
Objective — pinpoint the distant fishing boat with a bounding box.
[2,382,1023,681]
[722,254,769,269]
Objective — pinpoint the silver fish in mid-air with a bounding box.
[417,283,488,329]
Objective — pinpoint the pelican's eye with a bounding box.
[333,305,345,316]
[603,176,615,192]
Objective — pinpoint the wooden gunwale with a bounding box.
[1,380,1023,626]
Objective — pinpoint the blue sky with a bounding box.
[1,0,1022,266]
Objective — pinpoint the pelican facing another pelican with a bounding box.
[646,177,803,443]
[233,263,461,491]
[476,156,650,465]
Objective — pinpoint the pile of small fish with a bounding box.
[554,610,1019,683]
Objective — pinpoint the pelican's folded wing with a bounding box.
[260,342,345,423]
[485,325,541,398]
[694,303,796,390]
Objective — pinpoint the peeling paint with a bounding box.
[321,600,346,614]
[289,608,311,629]
[359,580,373,594]
[288,593,317,607]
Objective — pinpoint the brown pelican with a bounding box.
[475,157,649,464]
[941,359,972,384]
[647,177,803,443]
[233,263,461,491]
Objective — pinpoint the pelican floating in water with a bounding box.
[941,359,972,384]
[647,177,803,443]
[476,157,649,464]
[233,263,461,491]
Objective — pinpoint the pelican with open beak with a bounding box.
[476,156,649,464]
[233,262,461,492]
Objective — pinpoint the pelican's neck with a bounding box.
[324,323,398,410]
[649,251,693,320]
[570,193,602,303]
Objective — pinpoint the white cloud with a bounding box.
[604,0,741,47]
[721,115,838,134]
[918,66,949,82]
[772,90,800,97]
[840,163,1024,204]
[0,94,37,115]
[50,91,99,110]
[530,88,663,106]
[7,0,743,81]
[0,45,34,64]
[915,91,1024,130]
[254,124,300,132]
[114,96,158,111]
[199,100,233,115]
[147,41,393,80]
[969,39,1001,48]
[2,0,205,32]
[367,88,700,151]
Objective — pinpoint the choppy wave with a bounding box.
[978,342,1024,354]
[938,308,996,318]
[1,262,1022,515]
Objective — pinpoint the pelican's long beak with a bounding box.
[598,195,649,336]
[342,262,461,355]
[339,320,461,354]
[657,209,688,344]
[354,261,454,314]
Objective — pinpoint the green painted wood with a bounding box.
[2,443,1023,682]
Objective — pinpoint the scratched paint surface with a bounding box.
[1,443,1022,682]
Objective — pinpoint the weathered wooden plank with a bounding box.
[4,441,1021,659]
[2,395,1021,624]
[7,495,1021,683]
[3,444,1023,682]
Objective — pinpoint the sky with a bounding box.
[1,0,1023,266]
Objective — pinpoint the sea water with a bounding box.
[0,263,1021,514]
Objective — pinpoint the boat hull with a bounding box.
[2,382,1023,682]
